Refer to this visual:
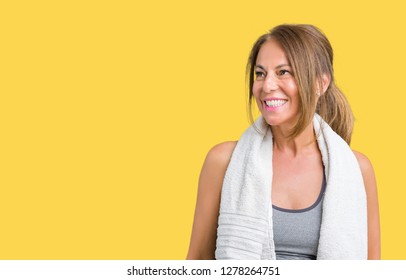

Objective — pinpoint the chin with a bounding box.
[261,113,296,128]
[261,114,281,126]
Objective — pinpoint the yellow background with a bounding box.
[1,0,405,259]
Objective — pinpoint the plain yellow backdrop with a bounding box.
[1,0,405,259]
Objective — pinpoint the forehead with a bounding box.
[256,39,289,66]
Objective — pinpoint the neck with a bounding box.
[271,122,317,157]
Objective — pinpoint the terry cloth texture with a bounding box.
[215,114,368,260]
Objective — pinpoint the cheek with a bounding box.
[252,82,262,98]
[284,80,299,96]
[252,83,262,109]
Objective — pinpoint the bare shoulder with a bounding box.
[199,141,238,189]
[197,141,238,192]
[186,141,237,259]
[352,151,381,259]
[352,150,378,197]
[352,150,375,178]
[196,141,238,201]
[205,141,238,167]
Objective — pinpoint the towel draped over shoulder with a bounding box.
[215,114,367,260]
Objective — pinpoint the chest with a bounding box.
[271,151,324,210]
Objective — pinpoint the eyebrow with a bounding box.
[255,64,291,70]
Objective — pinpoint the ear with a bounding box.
[320,74,331,95]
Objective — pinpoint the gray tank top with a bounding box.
[272,171,326,260]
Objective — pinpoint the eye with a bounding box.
[255,71,266,80]
[278,69,291,76]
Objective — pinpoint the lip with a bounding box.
[263,98,287,101]
[263,98,288,111]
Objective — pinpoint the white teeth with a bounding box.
[265,100,287,107]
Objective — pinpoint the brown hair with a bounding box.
[246,24,354,144]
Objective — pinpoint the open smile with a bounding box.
[264,99,288,111]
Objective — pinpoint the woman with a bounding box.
[187,24,380,260]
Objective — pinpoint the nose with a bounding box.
[263,73,279,92]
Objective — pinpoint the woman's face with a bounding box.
[253,39,300,129]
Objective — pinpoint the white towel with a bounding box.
[215,114,368,260]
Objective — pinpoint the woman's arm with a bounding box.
[353,150,381,259]
[186,141,237,260]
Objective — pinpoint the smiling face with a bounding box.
[253,39,300,130]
